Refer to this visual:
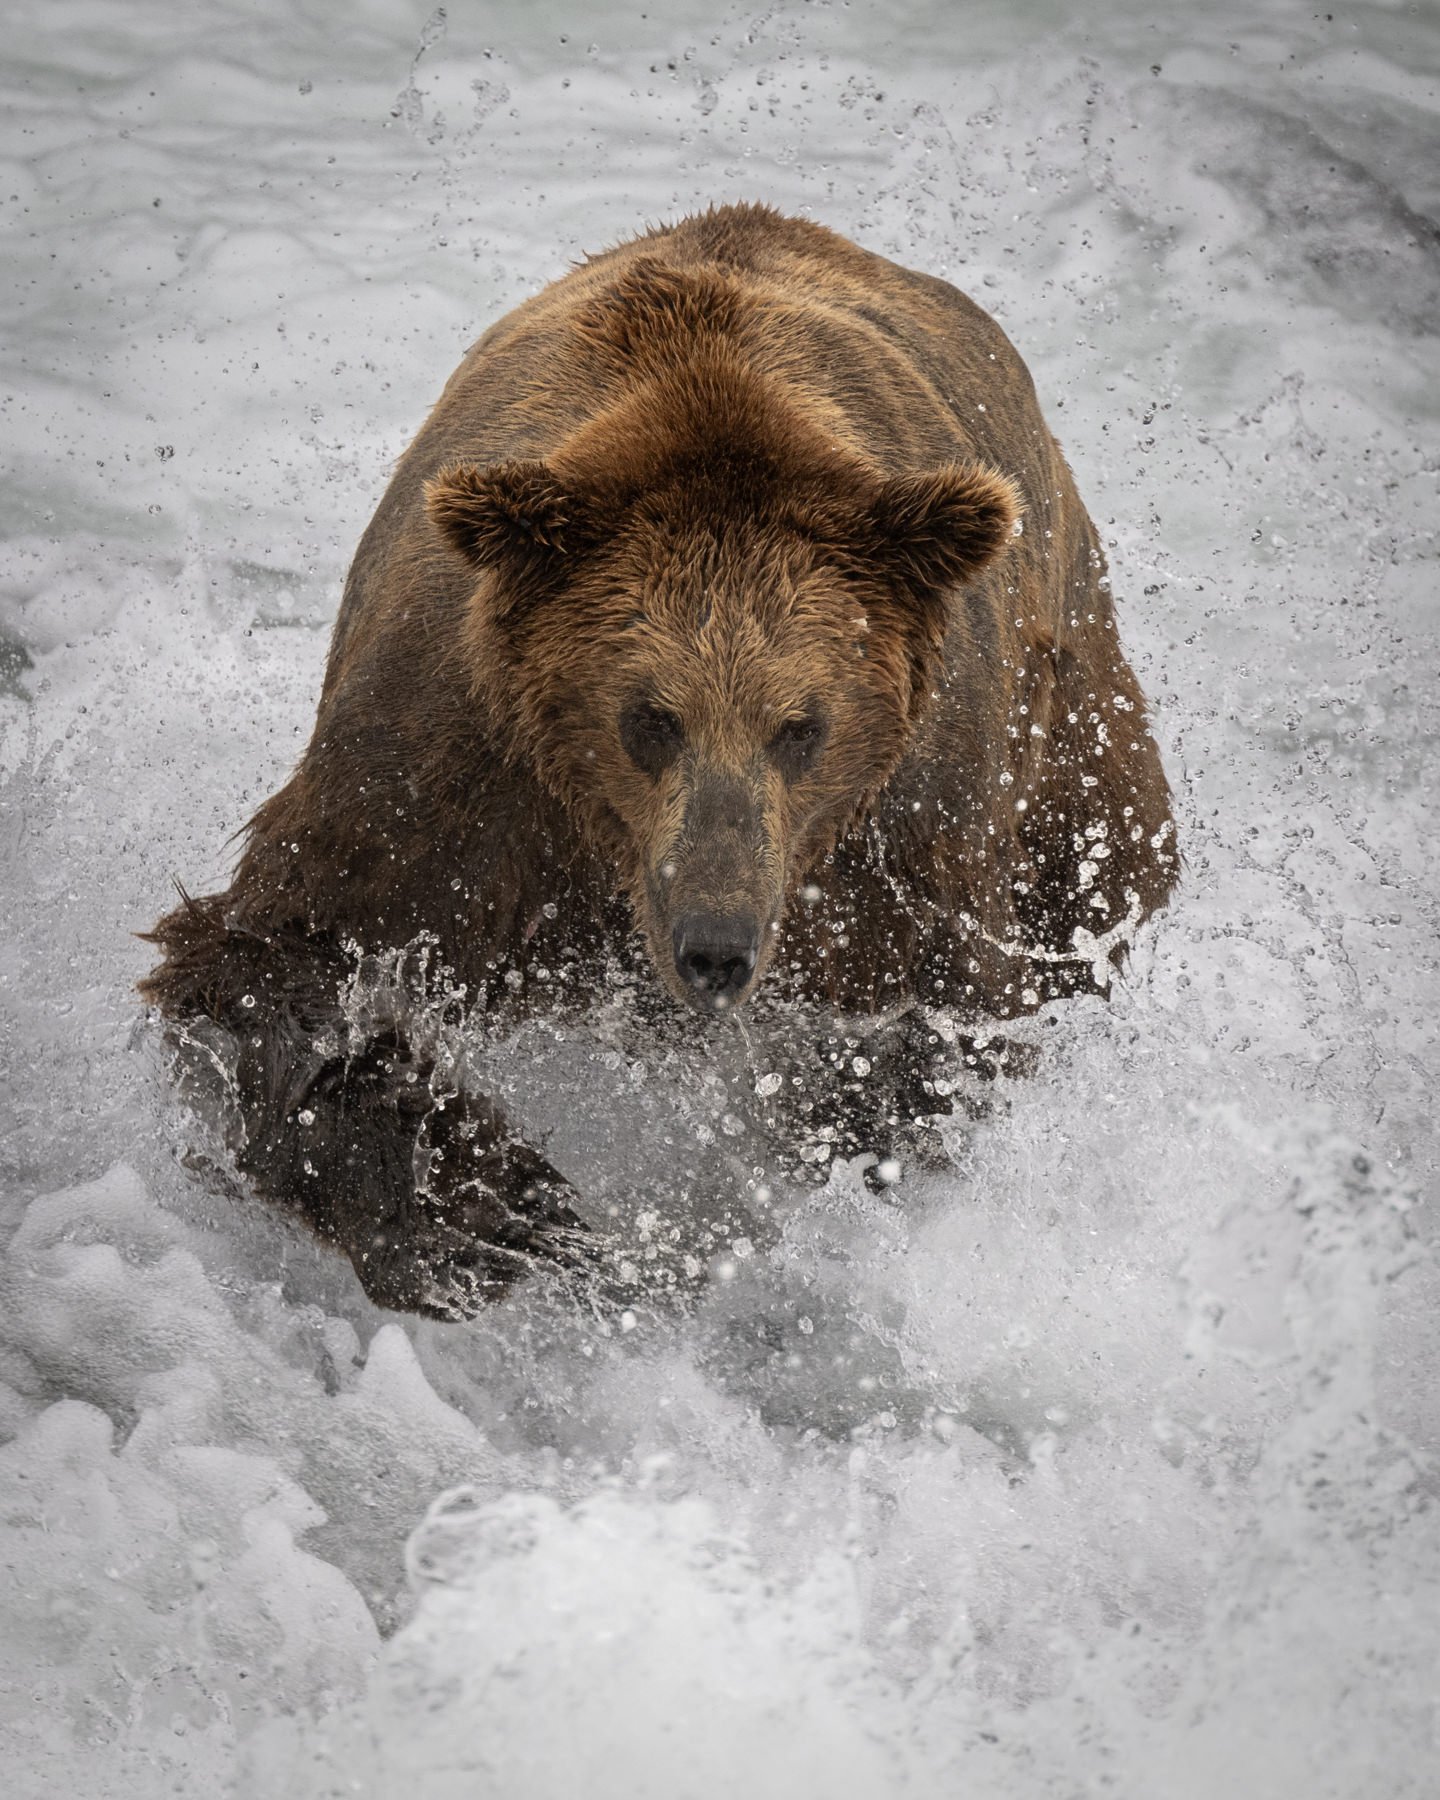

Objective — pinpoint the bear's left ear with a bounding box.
[862,462,1021,594]
[425,459,599,577]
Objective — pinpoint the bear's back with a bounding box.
[326,205,1064,703]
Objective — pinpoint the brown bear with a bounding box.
[142,204,1176,1316]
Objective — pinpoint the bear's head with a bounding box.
[426,361,1018,1014]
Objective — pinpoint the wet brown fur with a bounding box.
[141,205,1176,1313]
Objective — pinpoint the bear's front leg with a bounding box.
[144,899,597,1316]
[228,1024,595,1318]
[751,1008,1038,1187]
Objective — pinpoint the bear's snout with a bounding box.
[671,910,762,1012]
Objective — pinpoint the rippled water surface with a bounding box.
[2,1,1437,1793]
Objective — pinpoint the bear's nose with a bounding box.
[672,912,761,1010]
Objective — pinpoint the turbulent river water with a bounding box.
[2,1,1437,1794]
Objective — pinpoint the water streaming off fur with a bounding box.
[1,0,1437,1793]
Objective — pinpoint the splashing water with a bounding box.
[1,1,1437,1794]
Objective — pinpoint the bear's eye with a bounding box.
[769,712,828,780]
[620,702,685,776]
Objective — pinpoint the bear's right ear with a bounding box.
[425,460,598,578]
